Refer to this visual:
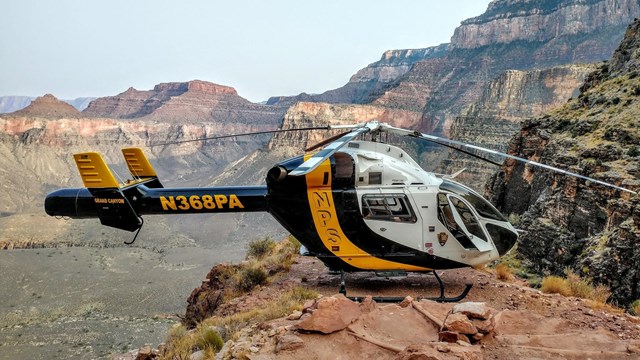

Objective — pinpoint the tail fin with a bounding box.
[74,152,120,189]
[73,152,142,232]
[121,147,163,188]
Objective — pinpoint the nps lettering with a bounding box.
[159,194,245,211]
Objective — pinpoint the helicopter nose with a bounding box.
[486,223,519,256]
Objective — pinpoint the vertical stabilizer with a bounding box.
[74,152,120,189]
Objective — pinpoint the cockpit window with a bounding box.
[437,193,488,249]
[449,196,486,241]
[439,180,507,221]
[362,194,416,223]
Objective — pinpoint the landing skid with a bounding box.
[338,270,472,303]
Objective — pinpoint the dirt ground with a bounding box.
[221,256,640,359]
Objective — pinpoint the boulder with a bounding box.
[444,313,477,335]
[296,294,361,334]
[135,346,155,360]
[452,302,492,320]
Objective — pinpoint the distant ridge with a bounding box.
[6,94,81,119]
[0,96,94,113]
[81,79,286,124]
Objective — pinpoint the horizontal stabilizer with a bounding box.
[122,148,157,179]
[74,152,119,189]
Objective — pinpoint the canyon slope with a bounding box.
[488,18,640,305]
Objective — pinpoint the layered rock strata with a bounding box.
[487,19,640,305]
[444,64,596,191]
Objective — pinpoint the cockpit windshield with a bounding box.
[439,180,507,222]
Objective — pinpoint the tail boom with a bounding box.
[45,185,268,218]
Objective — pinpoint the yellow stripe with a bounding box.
[305,155,429,271]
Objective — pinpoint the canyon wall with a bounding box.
[444,64,596,190]
[487,19,640,305]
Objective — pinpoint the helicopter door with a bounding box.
[360,191,422,253]
[438,194,492,252]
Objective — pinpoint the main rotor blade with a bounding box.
[149,126,329,147]
[305,130,353,152]
[410,131,637,195]
[289,125,374,176]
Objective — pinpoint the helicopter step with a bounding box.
[338,270,472,303]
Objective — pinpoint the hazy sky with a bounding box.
[1,0,491,102]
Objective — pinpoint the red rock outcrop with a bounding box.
[82,80,286,125]
[8,94,81,119]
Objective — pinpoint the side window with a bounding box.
[362,194,416,223]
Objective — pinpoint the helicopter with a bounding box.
[44,121,637,301]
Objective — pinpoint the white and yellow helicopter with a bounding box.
[44,121,636,301]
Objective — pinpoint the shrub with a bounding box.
[564,269,593,298]
[235,266,267,292]
[162,324,195,360]
[564,269,611,304]
[286,235,301,254]
[196,327,224,352]
[540,276,571,296]
[495,263,514,282]
[246,237,276,259]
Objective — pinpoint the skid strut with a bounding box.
[338,270,472,303]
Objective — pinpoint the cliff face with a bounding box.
[452,0,640,49]
[445,64,596,190]
[268,102,423,153]
[369,0,640,139]
[487,19,640,305]
[83,80,286,125]
[266,44,449,106]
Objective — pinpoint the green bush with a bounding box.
[235,266,267,292]
[246,237,276,259]
[197,327,224,352]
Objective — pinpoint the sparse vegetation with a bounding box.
[541,275,572,296]
[196,327,224,353]
[494,263,514,282]
[161,286,317,359]
[161,234,317,359]
[246,237,276,259]
[203,286,318,341]
[540,270,612,305]
[234,266,267,292]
